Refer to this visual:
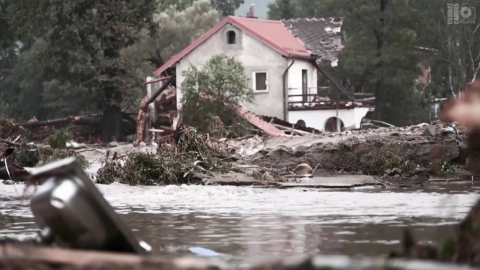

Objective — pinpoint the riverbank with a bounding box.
[2,122,469,188]
[72,122,469,188]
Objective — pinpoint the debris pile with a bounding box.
[97,126,231,185]
[242,122,465,184]
[0,127,90,182]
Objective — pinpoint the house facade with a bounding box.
[153,14,372,132]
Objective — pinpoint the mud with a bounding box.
[236,123,465,187]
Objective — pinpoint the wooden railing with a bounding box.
[287,89,375,108]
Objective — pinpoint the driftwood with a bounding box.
[0,244,215,269]
[271,123,311,136]
[135,96,149,144]
[0,138,21,147]
[135,75,176,144]
[16,115,100,127]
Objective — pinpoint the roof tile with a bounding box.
[282,17,343,62]
[154,16,311,76]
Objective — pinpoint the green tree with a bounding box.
[119,0,219,109]
[319,0,429,125]
[412,0,480,97]
[295,0,323,18]
[267,0,297,20]
[211,0,244,17]
[158,0,243,17]
[0,1,14,49]
[0,39,49,119]
[180,55,254,137]
[158,0,195,11]
[5,0,155,140]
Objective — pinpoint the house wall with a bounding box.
[288,107,369,131]
[286,59,318,103]
[175,23,288,119]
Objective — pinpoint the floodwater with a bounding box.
[0,182,479,266]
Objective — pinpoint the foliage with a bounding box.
[0,39,50,119]
[180,55,254,137]
[16,145,88,169]
[118,0,219,110]
[267,0,299,20]
[0,1,14,49]
[153,0,219,63]
[337,137,416,176]
[430,161,456,178]
[361,140,415,176]
[2,0,156,121]
[96,126,230,185]
[210,0,245,17]
[412,0,480,97]
[267,0,324,19]
[46,129,72,149]
[316,0,430,126]
[158,0,244,17]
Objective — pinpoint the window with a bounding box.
[227,30,236,44]
[253,72,268,92]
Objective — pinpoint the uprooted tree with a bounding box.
[180,54,254,138]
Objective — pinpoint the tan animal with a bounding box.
[293,163,313,176]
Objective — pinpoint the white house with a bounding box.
[152,11,373,132]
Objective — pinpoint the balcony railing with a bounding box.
[287,87,375,108]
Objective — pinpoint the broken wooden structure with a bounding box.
[0,242,472,270]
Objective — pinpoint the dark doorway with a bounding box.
[325,117,344,132]
[302,69,308,103]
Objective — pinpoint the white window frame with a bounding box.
[252,71,268,93]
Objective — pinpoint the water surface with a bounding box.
[0,182,478,266]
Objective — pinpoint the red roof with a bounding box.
[154,16,311,76]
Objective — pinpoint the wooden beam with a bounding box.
[311,60,354,101]
[0,244,214,269]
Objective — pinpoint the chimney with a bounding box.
[246,4,258,18]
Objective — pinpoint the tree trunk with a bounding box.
[102,105,123,142]
[374,0,387,120]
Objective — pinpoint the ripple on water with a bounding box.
[0,183,477,262]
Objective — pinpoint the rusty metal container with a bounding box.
[29,157,150,254]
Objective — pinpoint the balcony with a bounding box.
[287,87,375,110]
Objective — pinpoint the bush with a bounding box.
[46,128,71,149]
[16,144,88,169]
[180,55,254,138]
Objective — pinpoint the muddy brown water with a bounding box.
[0,182,479,267]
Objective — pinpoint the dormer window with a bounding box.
[227,31,236,44]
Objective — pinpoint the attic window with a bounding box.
[227,31,236,44]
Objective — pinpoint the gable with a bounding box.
[154,16,311,77]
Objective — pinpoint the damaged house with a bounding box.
[151,7,374,133]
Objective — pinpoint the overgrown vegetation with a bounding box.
[12,128,88,169]
[430,161,456,178]
[96,126,230,185]
[180,55,254,138]
[15,145,88,169]
[337,138,416,176]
